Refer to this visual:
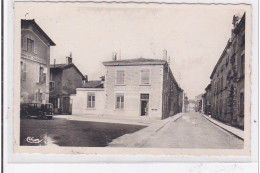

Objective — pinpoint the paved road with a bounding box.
[140,112,244,149]
[20,117,146,147]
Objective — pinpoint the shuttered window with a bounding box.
[241,55,245,76]
[36,65,40,83]
[27,38,34,53]
[87,93,95,108]
[240,93,244,117]
[115,94,124,109]
[49,81,55,91]
[141,69,150,85]
[22,36,27,50]
[21,61,27,81]
[35,89,42,103]
[22,35,37,54]
[116,70,125,85]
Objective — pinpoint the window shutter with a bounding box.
[43,67,47,84]
[22,36,27,50]
[36,65,39,83]
[23,63,27,81]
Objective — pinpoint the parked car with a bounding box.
[20,103,53,119]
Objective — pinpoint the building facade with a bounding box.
[49,54,86,114]
[103,58,183,120]
[20,19,55,104]
[71,78,105,116]
[208,13,245,129]
[72,57,183,120]
[204,84,212,115]
[195,93,204,113]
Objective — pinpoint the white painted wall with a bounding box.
[71,88,105,115]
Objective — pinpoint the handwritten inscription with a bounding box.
[26,136,43,144]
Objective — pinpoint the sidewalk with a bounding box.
[202,114,244,140]
[108,113,184,147]
[53,114,160,126]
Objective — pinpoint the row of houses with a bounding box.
[202,13,245,129]
[20,19,184,120]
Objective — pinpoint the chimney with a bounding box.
[66,52,73,64]
[54,59,56,68]
[82,75,88,84]
[163,49,167,61]
[112,52,117,61]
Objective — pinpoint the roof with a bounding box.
[82,80,104,88]
[210,13,245,79]
[103,58,167,66]
[21,19,56,46]
[50,63,85,79]
[234,13,245,34]
[205,84,212,91]
[210,40,231,79]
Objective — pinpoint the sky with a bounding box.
[15,2,246,99]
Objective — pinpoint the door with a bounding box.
[140,94,149,116]
[63,97,70,114]
[141,100,148,116]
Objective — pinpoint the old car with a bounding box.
[20,103,53,119]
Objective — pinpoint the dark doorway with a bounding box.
[63,97,70,114]
[140,94,149,116]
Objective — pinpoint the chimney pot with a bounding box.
[112,52,117,61]
[163,49,167,61]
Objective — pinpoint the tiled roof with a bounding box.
[50,63,68,69]
[50,63,86,79]
[82,80,104,88]
[103,58,166,66]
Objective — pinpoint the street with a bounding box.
[20,112,244,149]
[138,112,244,149]
[109,112,244,149]
[20,117,146,147]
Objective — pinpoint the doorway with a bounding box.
[63,97,70,114]
[140,94,149,116]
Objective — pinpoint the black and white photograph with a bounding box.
[13,2,252,155]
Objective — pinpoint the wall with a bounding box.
[209,15,245,129]
[104,65,163,119]
[49,69,63,97]
[62,66,83,95]
[71,88,105,115]
[162,64,182,119]
[20,28,50,103]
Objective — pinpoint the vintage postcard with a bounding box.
[12,2,252,156]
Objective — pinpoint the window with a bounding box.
[116,70,125,85]
[141,69,150,85]
[21,61,27,81]
[27,38,34,53]
[221,76,223,90]
[241,34,245,47]
[241,55,245,76]
[87,93,95,108]
[36,66,46,84]
[49,81,55,91]
[50,98,58,108]
[240,93,244,117]
[35,89,42,103]
[226,56,229,65]
[115,94,124,109]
